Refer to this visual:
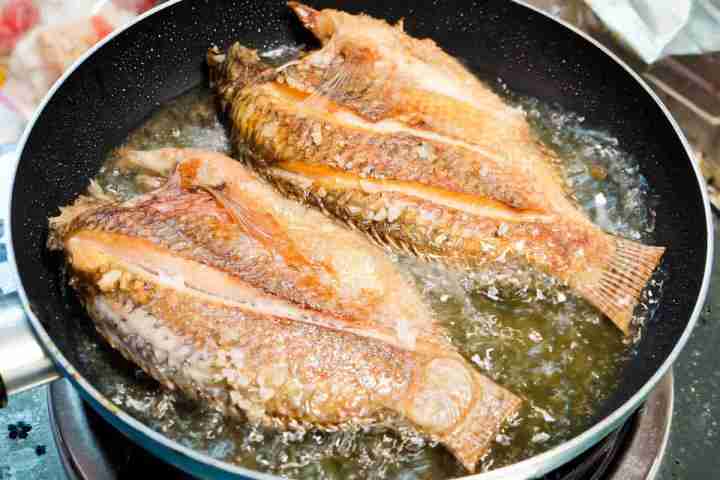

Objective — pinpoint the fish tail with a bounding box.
[403,358,521,473]
[441,370,521,472]
[574,237,665,334]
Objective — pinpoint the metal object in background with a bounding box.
[0,146,60,408]
[609,373,673,479]
[0,294,59,407]
[49,381,128,480]
[49,379,187,480]
[644,55,720,208]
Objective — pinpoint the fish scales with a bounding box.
[227,75,531,209]
[208,3,666,334]
[50,148,521,472]
[267,166,609,274]
[89,284,417,426]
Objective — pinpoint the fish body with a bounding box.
[50,149,520,471]
[208,4,665,334]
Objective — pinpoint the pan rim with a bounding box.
[6,0,714,478]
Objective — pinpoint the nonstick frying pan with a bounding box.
[0,1,713,478]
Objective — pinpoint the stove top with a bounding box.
[44,374,672,480]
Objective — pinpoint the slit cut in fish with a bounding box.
[48,148,521,472]
[208,3,665,334]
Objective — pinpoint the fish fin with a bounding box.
[300,53,350,109]
[202,187,274,242]
[204,186,338,280]
[47,193,111,250]
[299,44,382,110]
[287,2,317,27]
[288,2,333,42]
[574,238,665,334]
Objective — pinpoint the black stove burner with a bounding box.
[48,373,673,480]
[63,401,187,478]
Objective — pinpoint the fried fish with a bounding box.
[49,148,520,471]
[208,3,665,334]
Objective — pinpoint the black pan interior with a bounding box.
[12,0,706,436]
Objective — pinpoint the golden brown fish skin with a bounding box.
[276,37,540,149]
[53,182,349,318]
[56,149,439,338]
[285,1,506,112]
[208,7,666,333]
[284,2,572,212]
[49,151,522,471]
[210,56,646,330]
[85,272,420,427]
[80,263,519,471]
[266,163,614,281]
[229,84,534,209]
[210,44,543,210]
[267,166,663,333]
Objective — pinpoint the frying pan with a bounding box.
[0,0,713,478]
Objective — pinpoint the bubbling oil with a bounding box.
[86,85,664,479]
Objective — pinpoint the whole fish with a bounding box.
[208,3,665,334]
[49,148,521,472]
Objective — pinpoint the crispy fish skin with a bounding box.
[208,6,665,334]
[284,1,572,213]
[57,148,433,343]
[49,150,521,472]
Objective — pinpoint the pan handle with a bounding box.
[0,293,61,407]
[0,294,60,408]
[0,144,60,407]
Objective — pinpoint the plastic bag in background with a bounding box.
[0,0,159,143]
[584,0,720,64]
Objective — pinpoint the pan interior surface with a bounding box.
[10,0,708,478]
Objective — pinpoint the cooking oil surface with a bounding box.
[81,84,664,479]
